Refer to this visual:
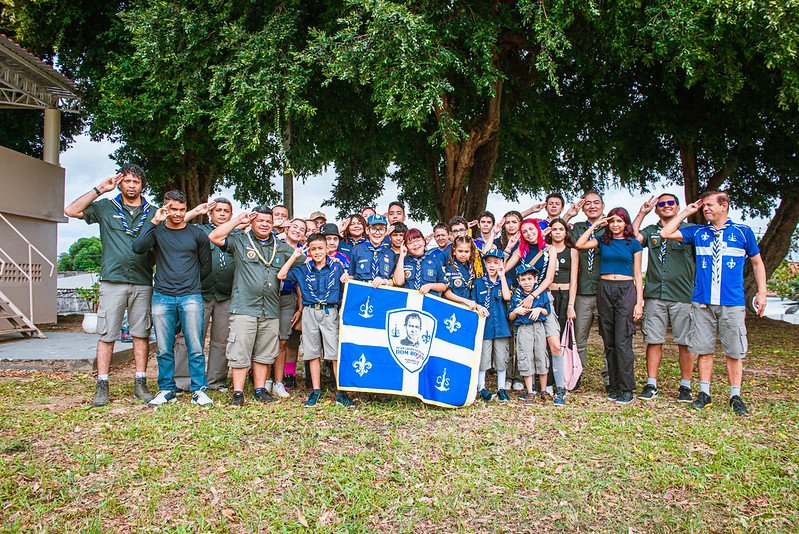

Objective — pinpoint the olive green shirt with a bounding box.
[571,221,604,296]
[82,197,155,286]
[222,231,294,318]
[640,222,696,303]
[197,223,235,302]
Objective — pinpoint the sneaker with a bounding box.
[637,384,658,400]
[553,387,566,406]
[230,391,245,406]
[148,390,176,407]
[284,373,296,390]
[93,379,109,407]
[264,379,274,393]
[615,390,635,405]
[478,388,496,401]
[271,381,290,398]
[540,391,552,403]
[729,395,749,416]
[691,391,712,410]
[253,388,276,403]
[518,392,536,403]
[305,389,321,407]
[677,386,693,403]
[335,391,355,408]
[606,388,620,401]
[133,376,154,403]
[191,389,214,407]
[512,380,525,391]
[497,389,510,402]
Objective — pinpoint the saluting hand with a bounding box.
[566,198,585,218]
[97,173,124,194]
[592,217,609,228]
[683,199,703,216]
[529,202,546,213]
[152,203,171,224]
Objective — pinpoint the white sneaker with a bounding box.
[148,390,176,407]
[191,389,214,407]
[264,379,274,393]
[512,380,525,391]
[271,381,290,398]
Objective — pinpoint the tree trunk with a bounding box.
[745,195,799,303]
[433,78,503,222]
[174,153,215,223]
[678,139,702,223]
[464,133,500,222]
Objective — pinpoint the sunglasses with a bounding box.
[657,200,677,207]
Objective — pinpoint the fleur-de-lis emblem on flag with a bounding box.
[445,313,461,334]
[353,354,372,377]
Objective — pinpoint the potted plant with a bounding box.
[75,282,100,333]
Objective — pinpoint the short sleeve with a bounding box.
[631,239,643,253]
[82,200,104,225]
[678,225,699,245]
[742,226,760,257]
[640,225,653,241]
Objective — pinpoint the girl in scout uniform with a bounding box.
[441,236,483,302]
[339,213,367,259]
[392,228,447,296]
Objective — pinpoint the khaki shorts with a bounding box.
[96,281,153,342]
[688,304,747,359]
[226,314,279,368]
[301,307,339,361]
[543,307,560,338]
[642,298,692,345]
[279,293,298,340]
[515,323,548,376]
[481,337,511,371]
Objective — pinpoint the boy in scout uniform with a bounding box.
[64,164,156,406]
[209,206,295,406]
[632,194,696,402]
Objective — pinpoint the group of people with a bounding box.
[64,164,768,415]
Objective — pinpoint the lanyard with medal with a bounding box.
[246,231,279,268]
[111,194,151,237]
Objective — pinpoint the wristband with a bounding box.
[93,187,102,196]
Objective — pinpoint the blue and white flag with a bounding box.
[336,281,485,408]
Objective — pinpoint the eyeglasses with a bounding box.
[369,226,387,234]
[657,200,676,207]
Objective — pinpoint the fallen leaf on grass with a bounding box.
[296,509,309,528]
[222,508,235,521]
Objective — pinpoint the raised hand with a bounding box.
[98,173,124,193]
[593,217,609,228]
[683,199,703,215]
[566,198,585,218]
[196,201,217,215]
[529,202,546,213]
[640,196,657,214]
[467,219,478,228]
[153,204,170,224]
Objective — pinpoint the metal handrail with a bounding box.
[0,212,57,325]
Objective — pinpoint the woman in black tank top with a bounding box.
[546,218,579,334]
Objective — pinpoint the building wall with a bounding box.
[0,146,64,326]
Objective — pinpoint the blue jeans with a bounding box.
[151,291,207,392]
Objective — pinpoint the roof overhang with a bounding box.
[0,34,80,113]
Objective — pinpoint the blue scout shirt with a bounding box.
[338,238,364,260]
[285,257,345,306]
[443,259,476,299]
[679,220,759,307]
[510,288,550,326]
[400,253,446,296]
[474,275,512,339]
[428,244,450,264]
[330,250,351,271]
[348,241,392,281]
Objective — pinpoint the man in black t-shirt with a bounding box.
[132,190,212,407]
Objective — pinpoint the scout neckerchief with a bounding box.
[656,223,667,265]
[209,221,226,269]
[246,231,279,268]
[448,259,475,291]
[482,275,500,308]
[513,286,535,310]
[366,241,386,279]
[307,258,338,304]
[710,221,731,289]
[407,254,425,289]
[111,194,151,237]
[587,224,597,273]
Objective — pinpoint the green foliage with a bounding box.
[58,237,102,272]
[74,282,100,312]
[768,261,799,301]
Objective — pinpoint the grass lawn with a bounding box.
[1,316,798,532]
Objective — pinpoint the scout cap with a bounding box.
[367,214,388,226]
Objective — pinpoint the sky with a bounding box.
[58,133,773,257]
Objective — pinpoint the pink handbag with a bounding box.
[561,319,583,390]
